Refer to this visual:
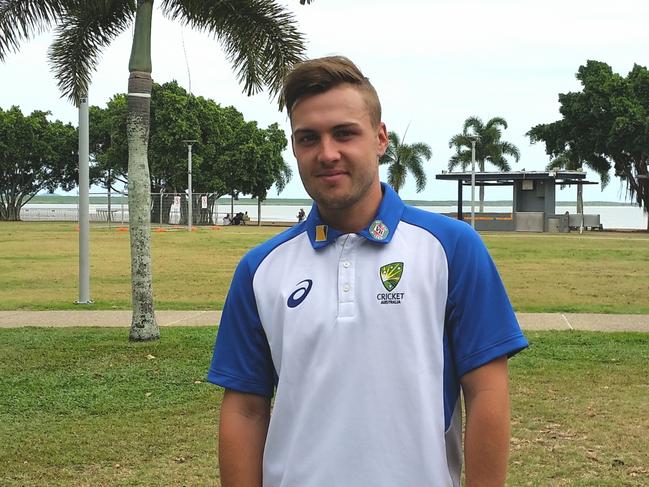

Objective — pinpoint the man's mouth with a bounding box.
[317,171,346,183]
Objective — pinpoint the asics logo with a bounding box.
[287,279,313,308]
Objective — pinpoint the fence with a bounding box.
[150,192,229,226]
[19,192,262,226]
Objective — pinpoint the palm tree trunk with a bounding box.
[479,185,485,213]
[127,0,159,341]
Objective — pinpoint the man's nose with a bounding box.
[317,136,341,164]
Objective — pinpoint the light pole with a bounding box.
[76,95,92,304]
[182,140,197,231]
[467,134,480,229]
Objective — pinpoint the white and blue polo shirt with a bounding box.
[208,183,527,487]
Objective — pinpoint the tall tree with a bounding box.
[448,116,520,211]
[0,106,78,220]
[379,131,432,194]
[0,0,310,340]
[243,122,292,224]
[528,60,649,230]
[91,82,292,225]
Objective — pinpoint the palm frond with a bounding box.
[410,142,432,160]
[380,131,400,165]
[382,130,431,192]
[499,141,520,161]
[405,155,427,192]
[387,163,406,193]
[448,133,472,150]
[162,0,306,102]
[0,0,67,60]
[451,115,520,171]
[379,147,395,165]
[491,155,511,172]
[462,116,483,134]
[448,152,471,172]
[48,0,135,105]
[485,116,508,130]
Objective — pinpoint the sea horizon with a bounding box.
[31,193,643,208]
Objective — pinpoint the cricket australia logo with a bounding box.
[377,262,405,304]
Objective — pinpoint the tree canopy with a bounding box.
[91,81,291,223]
[0,106,78,221]
[379,131,432,194]
[528,60,649,224]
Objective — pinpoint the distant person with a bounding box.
[296,207,306,222]
[233,212,244,225]
[222,213,231,225]
[243,211,250,225]
[208,56,528,486]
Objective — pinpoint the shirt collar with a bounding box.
[306,182,405,249]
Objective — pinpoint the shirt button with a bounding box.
[343,284,350,292]
[343,261,351,268]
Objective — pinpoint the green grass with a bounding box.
[0,327,222,487]
[508,331,649,486]
[1,222,648,313]
[0,222,279,311]
[482,233,649,313]
[1,328,647,486]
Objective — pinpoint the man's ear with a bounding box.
[377,122,388,156]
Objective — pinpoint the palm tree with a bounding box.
[379,131,432,194]
[448,116,520,211]
[0,0,310,341]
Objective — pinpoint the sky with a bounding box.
[1,0,648,203]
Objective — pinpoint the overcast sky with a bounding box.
[1,0,648,202]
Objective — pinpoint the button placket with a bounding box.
[337,234,357,318]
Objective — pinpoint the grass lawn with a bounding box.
[1,222,648,313]
[1,328,647,486]
[1,327,221,487]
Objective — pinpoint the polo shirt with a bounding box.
[208,183,528,487]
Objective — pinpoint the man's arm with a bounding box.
[460,356,511,487]
[219,389,271,487]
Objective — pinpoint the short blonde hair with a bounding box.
[282,56,382,126]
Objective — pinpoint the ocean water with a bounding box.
[20,202,648,230]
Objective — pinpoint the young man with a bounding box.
[208,56,528,487]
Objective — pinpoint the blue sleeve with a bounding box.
[445,225,528,378]
[207,256,276,397]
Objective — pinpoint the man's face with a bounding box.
[290,84,388,217]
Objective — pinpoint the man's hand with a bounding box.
[219,389,271,487]
[461,356,511,487]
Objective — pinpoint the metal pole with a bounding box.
[183,140,197,231]
[107,171,112,229]
[77,96,92,304]
[457,180,463,221]
[577,182,584,234]
[470,139,476,229]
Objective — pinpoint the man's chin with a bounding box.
[314,194,358,211]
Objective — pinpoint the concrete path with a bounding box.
[1,310,648,332]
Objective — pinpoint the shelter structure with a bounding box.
[435,170,600,232]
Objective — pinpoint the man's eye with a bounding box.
[335,130,354,140]
[297,134,317,145]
